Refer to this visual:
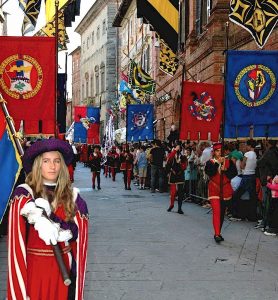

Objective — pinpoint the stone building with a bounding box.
[113,0,278,141]
[67,46,81,127]
[113,0,155,129]
[75,0,118,139]
[0,0,7,36]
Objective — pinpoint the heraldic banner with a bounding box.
[180,81,224,141]
[74,106,100,144]
[127,104,154,142]
[0,36,56,135]
[0,109,22,222]
[224,50,278,139]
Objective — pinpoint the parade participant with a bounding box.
[205,142,237,243]
[166,142,186,214]
[104,148,112,178]
[89,145,102,190]
[7,138,89,300]
[109,146,120,181]
[120,144,133,190]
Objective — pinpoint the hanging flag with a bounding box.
[35,11,69,50]
[45,0,71,22]
[121,71,129,83]
[229,0,278,48]
[57,74,67,134]
[74,106,100,144]
[19,0,42,35]
[129,60,156,94]
[137,0,179,52]
[0,36,56,135]
[159,38,179,76]
[180,81,224,141]
[127,104,154,142]
[119,80,133,94]
[224,50,278,139]
[64,0,81,27]
[0,109,22,222]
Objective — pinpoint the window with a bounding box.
[87,36,90,49]
[100,63,105,93]
[97,26,100,40]
[180,0,189,50]
[102,20,106,35]
[82,83,84,101]
[92,31,94,45]
[95,65,99,95]
[86,80,89,98]
[196,0,211,35]
[90,75,94,97]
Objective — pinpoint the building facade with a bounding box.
[114,0,278,141]
[75,0,118,140]
[67,46,81,127]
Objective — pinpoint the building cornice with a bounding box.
[112,0,133,27]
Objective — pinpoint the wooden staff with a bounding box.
[0,93,71,286]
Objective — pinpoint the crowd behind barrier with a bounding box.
[1,137,277,239]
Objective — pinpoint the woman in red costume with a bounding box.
[205,142,237,243]
[7,138,89,300]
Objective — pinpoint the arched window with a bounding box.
[100,62,105,93]
[95,65,99,95]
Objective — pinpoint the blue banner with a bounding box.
[0,126,22,222]
[225,50,278,139]
[127,104,154,142]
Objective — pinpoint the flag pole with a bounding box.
[220,21,230,203]
[55,0,59,137]
[0,93,24,156]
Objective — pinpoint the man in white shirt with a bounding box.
[232,140,257,221]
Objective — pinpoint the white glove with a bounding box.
[34,217,59,245]
[20,201,43,224]
[57,229,73,242]
[35,198,52,216]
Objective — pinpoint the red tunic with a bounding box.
[207,158,233,201]
[7,184,89,300]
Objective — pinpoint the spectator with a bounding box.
[135,145,148,189]
[149,140,165,193]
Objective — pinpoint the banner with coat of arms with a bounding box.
[126,104,154,142]
[229,0,278,49]
[0,36,56,135]
[224,50,278,139]
[74,106,100,144]
[180,81,224,141]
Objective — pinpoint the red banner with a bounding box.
[180,81,224,141]
[0,36,56,135]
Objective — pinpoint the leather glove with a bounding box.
[34,216,59,245]
[57,229,73,242]
[20,201,43,224]
[35,198,52,216]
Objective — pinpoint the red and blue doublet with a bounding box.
[7,184,89,300]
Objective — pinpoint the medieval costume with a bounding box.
[7,139,89,300]
[205,143,237,243]
[166,145,186,214]
[120,145,133,190]
[109,146,120,181]
[89,145,102,190]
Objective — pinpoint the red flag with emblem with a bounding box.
[0,36,55,135]
[180,81,224,141]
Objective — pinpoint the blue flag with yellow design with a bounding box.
[225,50,278,138]
[0,109,22,222]
[127,104,154,142]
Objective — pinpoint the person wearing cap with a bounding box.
[109,146,120,181]
[7,138,89,300]
[89,145,102,190]
[120,144,134,190]
[205,142,237,243]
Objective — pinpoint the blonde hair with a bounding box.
[25,151,76,221]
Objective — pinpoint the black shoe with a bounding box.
[97,187,101,190]
[167,205,174,212]
[92,186,95,190]
[219,235,224,241]
[214,235,222,243]
[177,209,184,214]
[127,187,131,190]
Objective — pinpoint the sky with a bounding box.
[2,0,95,98]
